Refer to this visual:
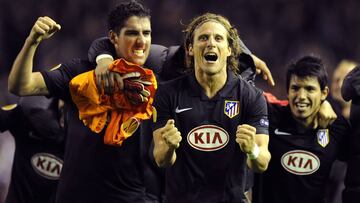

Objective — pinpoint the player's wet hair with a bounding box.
[286,55,328,92]
[183,13,241,75]
[108,0,150,34]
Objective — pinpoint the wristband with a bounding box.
[247,144,260,160]
[96,54,114,64]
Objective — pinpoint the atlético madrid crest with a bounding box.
[224,100,240,118]
[317,129,329,148]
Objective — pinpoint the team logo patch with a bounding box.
[1,104,17,111]
[224,100,240,118]
[31,153,63,180]
[259,118,269,127]
[187,125,229,151]
[281,150,320,175]
[121,117,140,137]
[317,129,329,148]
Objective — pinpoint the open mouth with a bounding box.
[295,102,310,111]
[204,53,218,62]
[133,50,145,57]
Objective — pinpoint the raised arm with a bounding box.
[8,16,61,96]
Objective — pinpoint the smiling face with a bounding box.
[288,75,329,126]
[188,21,231,76]
[110,16,151,66]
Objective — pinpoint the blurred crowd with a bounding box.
[1,0,360,102]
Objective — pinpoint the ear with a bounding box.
[109,30,117,45]
[226,46,232,57]
[188,44,194,56]
[321,86,329,102]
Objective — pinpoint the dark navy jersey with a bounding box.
[152,70,268,203]
[0,96,64,203]
[41,59,158,203]
[342,67,360,203]
[254,102,351,203]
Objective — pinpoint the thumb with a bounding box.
[54,23,61,31]
[166,119,175,126]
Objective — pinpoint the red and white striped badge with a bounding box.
[224,100,240,118]
[317,129,329,148]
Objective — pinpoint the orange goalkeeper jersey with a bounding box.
[69,59,157,146]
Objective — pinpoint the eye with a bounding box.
[290,85,299,91]
[143,30,151,36]
[199,35,208,41]
[215,35,224,41]
[305,86,316,92]
[125,30,139,36]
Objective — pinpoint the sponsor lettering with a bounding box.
[281,150,320,175]
[31,153,63,180]
[187,125,229,151]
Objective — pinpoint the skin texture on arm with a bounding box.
[252,54,275,86]
[236,124,271,173]
[153,119,182,167]
[8,16,61,96]
[0,132,15,202]
[313,100,337,129]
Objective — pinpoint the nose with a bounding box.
[136,34,145,46]
[297,88,307,100]
[207,36,216,48]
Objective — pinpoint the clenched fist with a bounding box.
[235,124,256,154]
[160,119,182,149]
[29,16,61,44]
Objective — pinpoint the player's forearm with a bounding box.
[153,140,177,167]
[8,37,40,95]
[247,145,271,173]
[247,134,271,173]
[153,129,177,167]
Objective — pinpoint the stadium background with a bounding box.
[0,0,359,102]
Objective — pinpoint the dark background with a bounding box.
[1,0,359,103]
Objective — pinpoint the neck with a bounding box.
[195,67,227,99]
[293,110,318,130]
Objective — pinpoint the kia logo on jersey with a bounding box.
[187,125,229,151]
[281,150,320,175]
[31,153,63,180]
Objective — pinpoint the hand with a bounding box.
[29,16,61,44]
[160,119,182,149]
[123,78,152,104]
[95,57,116,94]
[313,100,337,129]
[251,54,275,86]
[236,124,256,154]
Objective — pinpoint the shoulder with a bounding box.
[159,73,189,89]
[42,58,93,80]
[60,58,94,73]
[330,115,351,133]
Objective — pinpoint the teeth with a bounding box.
[133,50,144,56]
[295,103,309,109]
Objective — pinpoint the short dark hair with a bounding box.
[286,55,328,92]
[107,0,150,34]
[183,13,241,75]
